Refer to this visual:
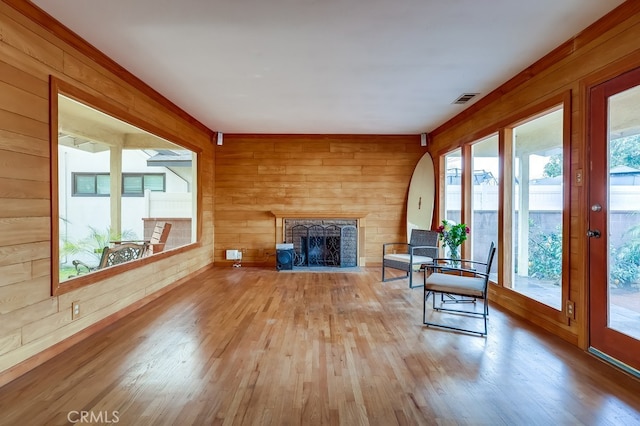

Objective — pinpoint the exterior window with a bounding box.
[72,173,165,196]
[122,173,166,196]
[444,149,462,224]
[143,174,165,191]
[511,107,564,310]
[471,134,499,279]
[73,173,110,196]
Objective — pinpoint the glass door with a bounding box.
[589,67,640,374]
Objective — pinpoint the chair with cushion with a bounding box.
[422,242,496,336]
[382,229,439,288]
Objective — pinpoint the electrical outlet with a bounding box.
[566,300,575,319]
[72,301,80,320]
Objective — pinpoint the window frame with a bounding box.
[470,133,499,277]
[443,149,463,226]
[436,91,571,322]
[507,105,565,311]
[50,77,203,296]
[501,93,571,321]
[72,172,111,197]
[122,173,167,196]
[71,172,167,197]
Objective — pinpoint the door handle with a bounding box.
[586,229,601,238]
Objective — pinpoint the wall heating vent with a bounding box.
[453,93,480,104]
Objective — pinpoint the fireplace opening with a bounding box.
[285,220,357,268]
[300,236,340,266]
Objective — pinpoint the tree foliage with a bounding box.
[610,134,640,169]
[543,154,562,178]
[528,223,562,284]
[542,134,640,178]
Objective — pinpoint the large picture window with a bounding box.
[471,134,499,279]
[437,95,569,316]
[510,106,564,310]
[52,80,199,294]
[444,149,462,225]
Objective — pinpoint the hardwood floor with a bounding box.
[1,267,639,425]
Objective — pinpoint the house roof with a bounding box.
[30,0,625,135]
[146,151,193,168]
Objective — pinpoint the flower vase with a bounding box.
[448,244,460,267]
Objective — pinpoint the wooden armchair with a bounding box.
[382,229,439,288]
[111,222,172,255]
[145,221,172,255]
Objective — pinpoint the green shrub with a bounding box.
[610,224,640,288]
[528,226,562,284]
[60,226,138,263]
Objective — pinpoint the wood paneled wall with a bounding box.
[2,0,636,385]
[214,134,424,267]
[427,1,640,347]
[0,1,214,384]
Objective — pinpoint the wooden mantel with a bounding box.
[271,211,369,266]
[271,211,368,219]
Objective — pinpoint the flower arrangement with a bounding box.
[436,220,470,259]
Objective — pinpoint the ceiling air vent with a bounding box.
[452,93,480,104]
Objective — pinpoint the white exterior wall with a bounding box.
[58,147,192,265]
[448,184,640,211]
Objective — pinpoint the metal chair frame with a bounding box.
[382,229,438,288]
[71,242,147,276]
[422,242,496,336]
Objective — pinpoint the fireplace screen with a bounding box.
[285,220,357,268]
